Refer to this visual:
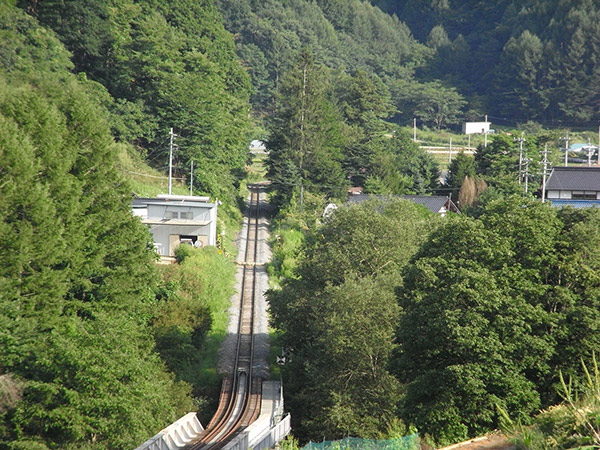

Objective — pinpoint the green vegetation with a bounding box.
[501,356,600,449]
[154,246,237,424]
[0,5,192,448]
[19,0,252,208]
[0,3,245,448]
[269,199,436,441]
[395,200,600,446]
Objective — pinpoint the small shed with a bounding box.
[132,194,218,258]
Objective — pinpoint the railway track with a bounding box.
[187,186,264,450]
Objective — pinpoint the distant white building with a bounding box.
[132,194,217,260]
[463,122,492,135]
[249,139,267,153]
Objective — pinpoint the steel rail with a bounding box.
[187,186,263,450]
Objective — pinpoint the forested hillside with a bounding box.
[0,5,194,448]
[372,0,600,125]
[17,0,252,209]
[1,1,248,448]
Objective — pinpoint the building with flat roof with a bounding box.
[132,194,217,259]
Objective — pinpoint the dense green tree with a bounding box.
[267,50,348,210]
[395,200,561,444]
[335,69,394,186]
[494,31,547,120]
[0,7,194,447]
[395,196,600,443]
[445,151,475,201]
[270,199,435,441]
[368,129,440,194]
[412,81,465,130]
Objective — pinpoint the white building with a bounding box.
[132,194,217,259]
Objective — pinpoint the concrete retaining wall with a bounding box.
[135,412,204,450]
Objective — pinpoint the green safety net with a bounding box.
[302,434,419,449]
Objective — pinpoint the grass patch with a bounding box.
[267,219,305,289]
[153,246,237,422]
[116,143,192,197]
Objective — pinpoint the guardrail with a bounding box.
[221,414,291,450]
[134,412,204,450]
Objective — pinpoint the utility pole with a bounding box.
[560,133,569,167]
[598,126,600,164]
[168,127,176,195]
[484,114,488,148]
[190,160,194,196]
[540,144,551,203]
[588,139,593,167]
[413,118,417,142]
[448,137,453,164]
[523,157,530,194]
[515,133,525,185]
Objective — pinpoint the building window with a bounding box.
[571,191,597,200]
[180,212,193,220]
[166,211,179,219]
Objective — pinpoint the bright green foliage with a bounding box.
[152,246,236,421]
[368,130,439,195]
[503,356,600,449]
[269,199,436,441]
[0,6,194,447]
[395,197,600,444]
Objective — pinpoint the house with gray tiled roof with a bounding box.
[347,194,460,216]
[546,167,600,207]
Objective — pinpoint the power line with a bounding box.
[125,170,185,180]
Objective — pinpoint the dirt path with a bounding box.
[438,433,516,450]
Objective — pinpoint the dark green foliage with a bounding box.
[215,0,426,112]
[267,50,348,210]
[445,151,475,200]
[269,199,436,441]
[372,0,600,125]
[21,0,252,207]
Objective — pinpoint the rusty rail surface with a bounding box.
[187,186,264,450]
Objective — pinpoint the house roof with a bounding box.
[546,167,600,191]
[569,143,598,151]
[347,194,459,214]
[132,195,215,208]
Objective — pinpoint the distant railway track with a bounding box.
[187,186,263,450]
